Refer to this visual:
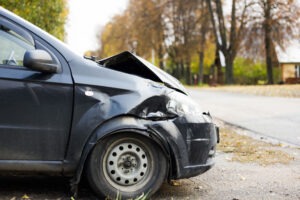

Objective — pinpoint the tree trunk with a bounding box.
[264,0,274,84]
[265,38,274,84]
[186,60,191,85]
[198,0,208,84]
[180,59,185,80]
[207,0,234,85]
[158,44,164,70]
[225,54,234,84]
[215,50,223,84]
[198,51,204,84]
[217,64,223,84]
[171,59,179,79]
[209,63,216,85]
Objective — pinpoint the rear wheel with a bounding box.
[86,133,167,199]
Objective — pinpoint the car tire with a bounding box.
[86,133,167,199]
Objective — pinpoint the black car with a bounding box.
[0,7,219,199]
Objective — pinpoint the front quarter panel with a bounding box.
[64,58,173,171]
[65,58,218,180]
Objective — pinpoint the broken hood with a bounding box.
[98,51,187,94]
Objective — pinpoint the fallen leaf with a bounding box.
[238,174,246,181]
[194,186,203,190]
[170,180,181,186]
[21,194,30,199]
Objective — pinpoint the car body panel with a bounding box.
[0,71,73,160]
[0,48,73,162]
[65,57,174,169]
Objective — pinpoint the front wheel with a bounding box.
[86,133,167,199]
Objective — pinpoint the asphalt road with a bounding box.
[188,88,300,146]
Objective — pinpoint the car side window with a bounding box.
[0,20,35,67]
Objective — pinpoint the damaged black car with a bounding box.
[0,7,219,199]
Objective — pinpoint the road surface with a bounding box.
[1,149,299,200]
[188,88,300,146]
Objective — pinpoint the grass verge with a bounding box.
[217,128,294,166]
[198,84,300,98]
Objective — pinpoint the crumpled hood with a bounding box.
[98,51,187,94]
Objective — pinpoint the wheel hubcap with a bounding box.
[105,142,148,186]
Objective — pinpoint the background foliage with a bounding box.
[0,0,68,40]
[96,0,300,85]
[234,58,267,85]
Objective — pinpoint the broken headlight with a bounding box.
[166,92,203,117]
[166,92,212,123]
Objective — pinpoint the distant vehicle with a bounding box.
[0,7,219,199]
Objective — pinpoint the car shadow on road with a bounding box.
[0,176,99,200]
[0,176,211,200]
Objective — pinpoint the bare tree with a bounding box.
[164,0,200,84]
[98,0,214,85]
[241,0,300,84]
[197,0,211,84]
[128,0,168,68]
[206,0,253,84]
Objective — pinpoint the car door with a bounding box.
[0,17,73,161]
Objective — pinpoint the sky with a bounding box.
[66,0,128,55]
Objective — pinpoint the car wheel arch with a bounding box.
[69,116,174,197]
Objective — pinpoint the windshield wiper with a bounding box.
[84,55,97,62]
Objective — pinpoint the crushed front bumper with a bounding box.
[178,122,219,178]
[150,116,219,179]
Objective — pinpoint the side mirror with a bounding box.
[23,50,60,73]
